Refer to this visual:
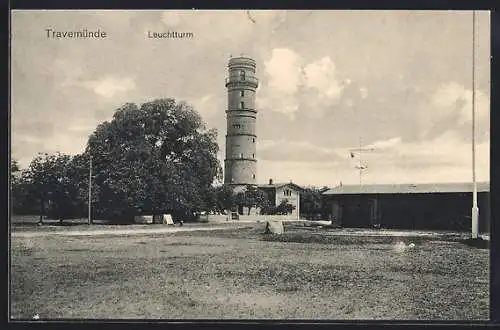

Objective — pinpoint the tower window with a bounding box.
[252,138,255,143]
[240,70,246,81]
[241,101,244,109]
[241,90,244,97]
[252,153,255,158]
[240,153,243,158]
[252,174,255,179]
[233,124,241,129]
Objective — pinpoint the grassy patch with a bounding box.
[10,228,489,320]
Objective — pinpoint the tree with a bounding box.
[21,152,84,223]
[85,99,222,222]
[229,185,270,215]
[259,199,275,215]
[241,185,268,215]
[205,184,236,214]
[10,158,24,212]
[300,187,324,220]
[260,199,295,215]
[10,159,20,179]
[10,159,21,195]
[275,199,296,215]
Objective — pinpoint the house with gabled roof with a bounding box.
[257,179,304,220]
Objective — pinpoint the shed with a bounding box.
[322,182,490,232]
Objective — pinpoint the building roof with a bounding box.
[258,182,304,191]
[322,182,490,195]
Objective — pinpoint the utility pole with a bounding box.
[471,10,479,239]
[88,155,92,225]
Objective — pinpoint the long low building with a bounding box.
[322,182,490,232]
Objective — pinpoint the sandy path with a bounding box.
[10,222,488,241]
[11,224,252,238]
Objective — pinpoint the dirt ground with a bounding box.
[10,225,490,320]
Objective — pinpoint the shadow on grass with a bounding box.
[64,248,91,252]
[460,238,489,249]
[260,233,440,245]
[46,222,82,227]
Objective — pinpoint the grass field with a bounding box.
[10,224,490,320]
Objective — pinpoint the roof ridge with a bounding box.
[323,181,490,195]
[330,181,489,186]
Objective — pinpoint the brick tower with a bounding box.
[224,56,259,192]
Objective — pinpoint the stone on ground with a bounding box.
[264,220,284,234]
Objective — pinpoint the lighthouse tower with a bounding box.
[224,56,259,191]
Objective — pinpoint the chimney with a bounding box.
[269,178,273,185]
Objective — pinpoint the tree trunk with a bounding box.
[39,199,44,224]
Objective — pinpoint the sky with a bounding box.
[11,10,490,187]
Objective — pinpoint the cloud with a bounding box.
[157,10,286,49]
[398,131,489,170]
[264,48,304,94]
[44,131,90,156]
[258,139,341,163]
[329,137,401,158]
[191,94,213,111]
[338,131,489,182]
[188,94,225,126]
[419,81,490,139]
[359,86,368,99]
[258,49,359,120]
[254,112,459,184]
[303,56,344,99]
[11,128,90,168]
[10,11,491,185]
[50,58,137,99]
[82,76,136,98]
[52,59,87,88]
[432,81,467,110]
[368,137,402,150]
